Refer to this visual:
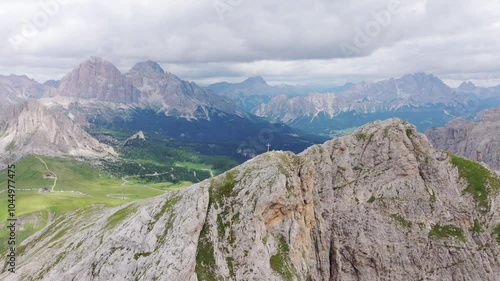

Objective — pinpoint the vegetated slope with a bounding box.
[0,100,115,169]
[0,155,165,257]
[426,107,500,170]
[2,119,500,281]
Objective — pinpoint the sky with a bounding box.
[1,0,500,87]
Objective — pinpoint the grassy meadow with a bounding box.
[0,155,192,254]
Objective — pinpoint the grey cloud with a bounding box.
[0,0,499,86]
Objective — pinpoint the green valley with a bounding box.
[0,155,189,254]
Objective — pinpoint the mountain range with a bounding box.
[208,73,500,135]
[3,58,500,141]
[0,57,325,155]
[2,119,499,280]
[207,76,353,112]
[40,56,244,120]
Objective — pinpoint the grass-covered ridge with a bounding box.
[450,154,500,212]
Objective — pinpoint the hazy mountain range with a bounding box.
[209,73,500,135]
[207,76,353,112]
[2,57,500,140]
[2,56,500,159]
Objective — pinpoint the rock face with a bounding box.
[126,61,245,119]
[31,57,247,122]
[0,75,45,109]
[426,107,500,170]
[47,56,140,104]
[255,73,474,123]
[0,100,115,167]
[2,119,500,281]
[255,92,337,123]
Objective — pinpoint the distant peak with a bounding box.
[129,61,166,75]
[458,81,476,91]
[77,56,117,69]
[85,56,110,64]
[243,76,267,85]
[44,79,60,88]
[398,72,445,85]
[67,56,121,77]
[403,72,435,79]
[89,55,104,61]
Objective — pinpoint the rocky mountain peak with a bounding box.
[79,56,121,75]
[129,61,166,76]
[426,107,500,170]
[0,101,115,167]
[0,74,45,109]
[52,57,140,104]
[242,76,268,85]
[399,72,446,87]
[458,81,477,91]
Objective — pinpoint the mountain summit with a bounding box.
[126,61,245,119]
[242,76,268,85]
[48,56,140,104]
[129,60,166,76]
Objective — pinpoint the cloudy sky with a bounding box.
[1,0,500,87]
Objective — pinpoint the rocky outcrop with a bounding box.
[2,119,500,281]
[426,107,500,170]
[0,74,45,109]
[255,92,337,123]
[46,56,140,104]
[0,100,115,167]
[126,61,245,119]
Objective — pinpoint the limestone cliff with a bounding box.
[0,100,116,167]
[426,107,500,170]
[2,119,500,281]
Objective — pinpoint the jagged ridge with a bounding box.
[0,100,115,168]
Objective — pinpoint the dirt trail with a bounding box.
[36,156,57,191]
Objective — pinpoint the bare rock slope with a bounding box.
[2,119,500,281]
[426,107,500,170]
[0,100,115,167]
[0,75,45,109]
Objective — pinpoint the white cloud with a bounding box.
[0,0,499,86]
